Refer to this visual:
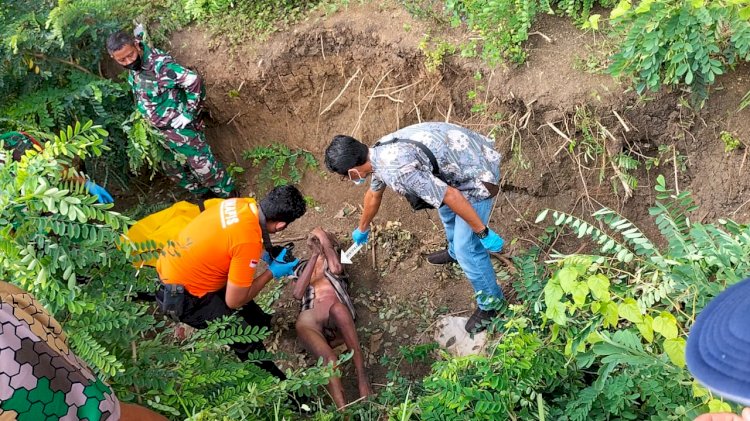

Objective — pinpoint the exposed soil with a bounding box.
[116,0,750,405]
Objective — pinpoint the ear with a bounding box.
[275,221,288,232]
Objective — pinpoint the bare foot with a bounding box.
[358,378,373,398]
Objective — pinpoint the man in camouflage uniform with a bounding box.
[106,29,235,198]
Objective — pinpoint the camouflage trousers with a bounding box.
[158,126,235,197]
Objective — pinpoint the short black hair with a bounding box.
[324,135,369,176]
[260,185,306,223]
[106,30,135,53]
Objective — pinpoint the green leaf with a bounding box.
[618,298,642,323]
[535,209,549,223]
[546,301,568,326]
[587,274,610,301]
[663,337,686,367]
[599,301,619,328]
[653,312,678,339]
[637,315,654,343]
[610,0,632,19]
[571,282,590,307]
[635,0,654,13]
[588,14,600,30]
[558,267,578,293]
[708,399,732,413]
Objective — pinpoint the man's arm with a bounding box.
[161,61,203,116]
[292,253,319,300]
[441,186,486,233]
[225,270,273,309]
[358,188,384,232]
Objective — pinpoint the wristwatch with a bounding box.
[475,226,490,239]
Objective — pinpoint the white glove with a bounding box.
[133,23,145,38]
[170,114,192,129]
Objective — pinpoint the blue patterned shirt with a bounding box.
[369,122,502,208]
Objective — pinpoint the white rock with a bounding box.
[433,316,488,357]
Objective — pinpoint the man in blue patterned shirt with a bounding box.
[324,122,506,333]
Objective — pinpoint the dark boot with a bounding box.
[426,249,458,265]
[464,307,498,333]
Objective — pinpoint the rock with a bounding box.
[433,316,488,357]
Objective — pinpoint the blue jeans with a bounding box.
[438,197,503,310]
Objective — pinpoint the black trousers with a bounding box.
[156,287,286,379]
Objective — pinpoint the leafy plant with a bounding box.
[608,0,750,105]
[242,143,318,188]
[720,130,742,153]
[445,0,537,64]
[531,174,750,418]
[418,34,457,72]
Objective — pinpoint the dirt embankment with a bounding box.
[151,1,750,400]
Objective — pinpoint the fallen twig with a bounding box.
[612,110,630,132]
[351,69,393,135]
[529,31,552,43]
[320,67,361,115]
[548,122,574,157]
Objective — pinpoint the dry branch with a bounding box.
[320,67,361,115]
[351,69,393,135]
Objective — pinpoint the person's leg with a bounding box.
[436,204,458,259]
[172,290,285,379]
[157,137,209,195]
[235,301,287,379]
[296,314,347,408]
[452,197,503,310]
[164,127,235,197]
[328,302,371,399]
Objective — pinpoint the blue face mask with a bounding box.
[348,169,367,185]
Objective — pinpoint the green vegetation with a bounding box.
[720,131,742,153]
[404,0,750,104]
[242,143,319,188]
[3,0,750,419]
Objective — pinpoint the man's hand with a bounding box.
[85,181,114,204]
[352,227,370,245]
[170,113,192,129]
[269,248,299,278]
[479,228,504,252]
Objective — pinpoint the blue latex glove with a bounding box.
[268,248,299,278]
[352,227,370,245]
[85,181,114,204]
[261,251,272,264]
[479,228,504,253]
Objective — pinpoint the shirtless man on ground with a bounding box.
[293,227,372,409]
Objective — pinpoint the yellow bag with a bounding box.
[124,199,224,267]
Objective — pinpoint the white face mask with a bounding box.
[352,178,366,186]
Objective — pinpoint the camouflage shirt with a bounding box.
[0,132,42,164]
[369,122,502,208]
[127,42,205,129]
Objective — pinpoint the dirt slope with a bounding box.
[124,0,750,401]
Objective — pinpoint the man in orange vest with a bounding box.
[156,185,307,378]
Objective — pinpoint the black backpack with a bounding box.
[374,138,446,211]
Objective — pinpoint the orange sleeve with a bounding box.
[227,241,263,288]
